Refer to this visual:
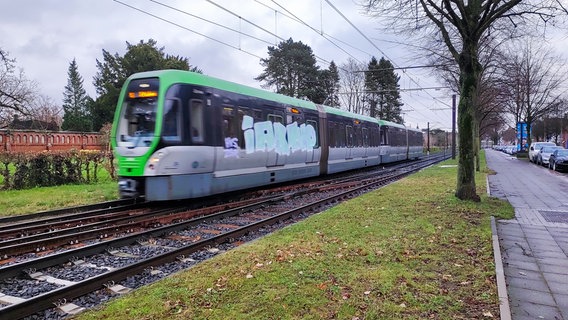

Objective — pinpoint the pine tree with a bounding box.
[376,57,403,123]
[256,38,320,101]
[364,57,380,118]
[320,61,341,107]
[62,59,92,131]
[364,57,403,123]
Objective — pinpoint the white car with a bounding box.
[537,146,563,166]
[529,142,556,163]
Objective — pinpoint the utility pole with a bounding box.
[446,130,449,155]
[427,122,430,154]
[452,94,456,159]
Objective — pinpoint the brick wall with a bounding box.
[0,130,104,152]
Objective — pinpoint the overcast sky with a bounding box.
[2,0,551,131]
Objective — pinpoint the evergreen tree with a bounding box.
[319,61,341,107]
[92,39,200,131]
[364,57,403,123]
[256,38,320,102]
[376,57,403,123]
[364,57,380,118]
[62,58,92,131]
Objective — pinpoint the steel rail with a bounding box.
[0,195,287,280]
[0,198,143,225]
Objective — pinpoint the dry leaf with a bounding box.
[482,311,494,318]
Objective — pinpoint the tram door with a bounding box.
[362,127,369,158]
[266,113,286,167]
[305,119,318,163]
[345,125,354,159]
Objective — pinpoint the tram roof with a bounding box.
[127,70,380,124]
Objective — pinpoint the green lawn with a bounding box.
[71,152,513,320]
[0,182,118,216]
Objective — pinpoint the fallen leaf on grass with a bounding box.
[482,311,494,318]
[317,282,328,290]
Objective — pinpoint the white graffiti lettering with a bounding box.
[223,137,239,158]
[241,115,316,155]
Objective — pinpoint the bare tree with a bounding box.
[498,41,567,148]
[363,1,567,201]
[339,58,367,115]
[29,94,63,129]
[433,34,510,171]
[0,48,38,126]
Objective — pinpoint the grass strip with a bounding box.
[0,182,118,216]
[74,152,514,320]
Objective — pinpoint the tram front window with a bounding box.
[117,78,160,148]
[118,100,157,147]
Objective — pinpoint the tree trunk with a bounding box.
[455,44,481,202]
[475,120,480,172]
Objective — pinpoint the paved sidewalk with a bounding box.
[487,150,568,320]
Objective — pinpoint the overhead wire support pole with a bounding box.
[452,94,457,159]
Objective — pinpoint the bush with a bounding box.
[0,150,116,190]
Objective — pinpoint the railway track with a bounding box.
[0,154,447,319]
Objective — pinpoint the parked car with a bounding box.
[537,146,564,166]
[529,142,557,163]
[548,149,568,171]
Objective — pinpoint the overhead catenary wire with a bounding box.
[268,0,364,64]
[149,0,274,46]
[113,0,263,59]
[265,0,452,126]
[324,0,453,121]
[255,0,450,124]
[256,0,448,125]
[114,0,450,127]
[205,0,340,68]
[206,0,284,44]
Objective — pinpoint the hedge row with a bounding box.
[0,150,116,190]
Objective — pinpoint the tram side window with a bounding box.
[374,127,380,146]
[390,128,400,146]
[268,114,284,124]
[380,127,388,145]
[237,107,250,148]
[287,114,303,125]
[411,131,423,146]
[394,128,404,146]
[163,99,181,142]
[362,128,369,147]
[222,106,236,138]
[328,122,336,147]
[190,99,204,144]
[253,109,263,121]
[306,119,319,147]
[346,125,354,147]
[337,123,346,147]
[355,127,362,147]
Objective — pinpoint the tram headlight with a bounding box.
[148,152,163,170]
